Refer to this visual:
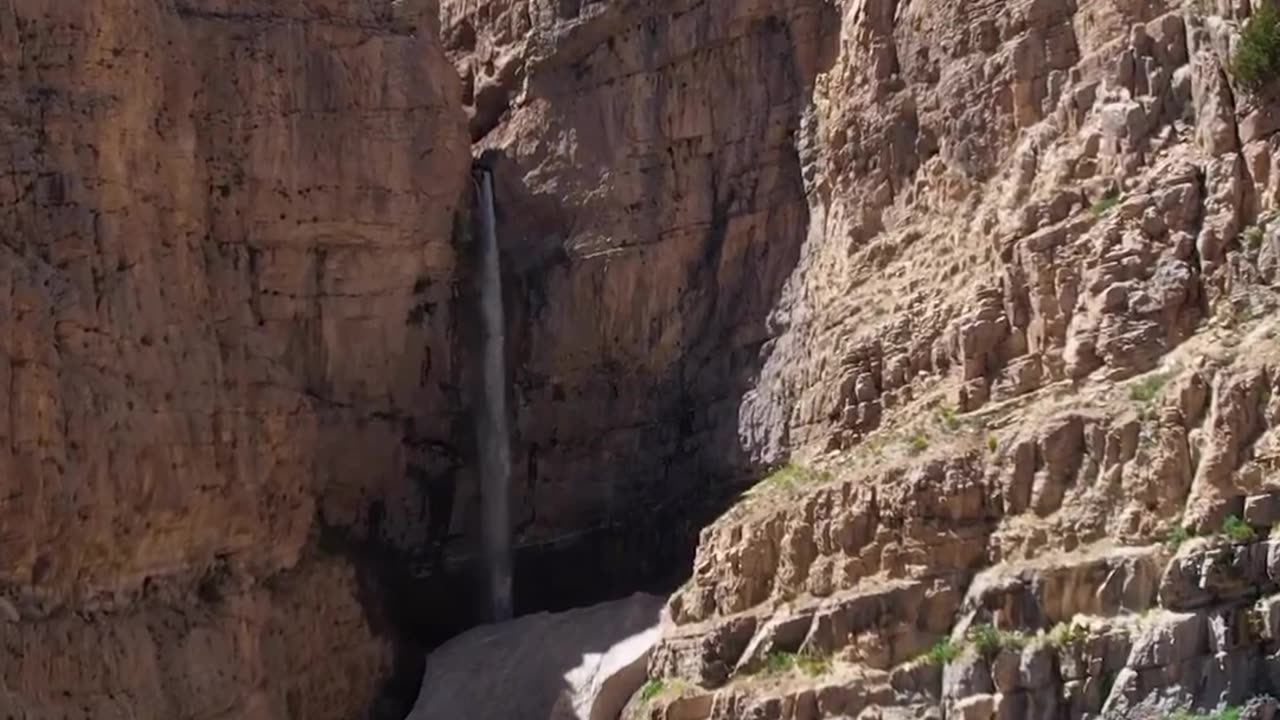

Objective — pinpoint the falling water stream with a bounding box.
[474,166,513,622]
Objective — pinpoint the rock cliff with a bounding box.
[439,0,838,552]
[590,0,1280,715]
[1,1,468,717]
[436,0,1280,714]
[6,0,1280,717]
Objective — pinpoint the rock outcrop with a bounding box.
[607,0,1280,716]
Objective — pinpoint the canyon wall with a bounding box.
[439,0,838,555]
[0,1,468,717]
[610,0,1280,716]
[5,0,1280,716]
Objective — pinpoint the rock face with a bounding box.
[575,0,1280,716]
[439,0,839,547]
[0,1,468,717]
[407,593,664,720]
[6,0,1280,716]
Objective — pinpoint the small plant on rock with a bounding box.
[906,434,930,456]
[1129,372,1171,403]
[923,637,962,665]
[1047,621,1089,649]
[1091,190,1122,218]
[968,624,1027,658]
[936,405,962,432]
[759,463,830,492]
[639,679,666,703]
[1165,525,1194,551]
[1221,514,1258,543]
[1244,225,1266,251]
[1231,2,1280,93]
[1167,705,1244,720]
[795,650,833,677]
[754,649,833,678]
[762,651,797,676]
[986,434,999,454]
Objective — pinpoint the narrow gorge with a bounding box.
[3,0,1280,719]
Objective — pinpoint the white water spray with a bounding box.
[474,166,513,622]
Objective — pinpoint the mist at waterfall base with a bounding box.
[474,167,514,623]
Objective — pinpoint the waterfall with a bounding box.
[474,166,514,622]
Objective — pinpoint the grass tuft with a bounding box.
[1244,224,1266,250]
[796,652,832,677]
[968,624,1027,657]
[906,434,930,456]
[1166,705,1244,720]
[1165,525,1194,552]
[1047,621,1089,649]
[1221,514,1257,543]
[758,651,832,678]
[759,463,831,492]
[1129,372,1171,403]
[922,637,962,665]
[639,679,665,703]
[936,406,962,432]
[1090,190,1121,218]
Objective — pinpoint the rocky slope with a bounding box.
[599,0,1280,715]
[1,1,468,717]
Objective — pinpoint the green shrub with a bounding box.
[1166,705,1244,720]
[639,679,665,703]
[1244,225,1266,250]
[755,650,830,677]
[762,652,796,676]
[1090,190,1121,218]
[937,406,962,432]
[968,624,1027,657]
[755,650,832,678]
[760,463,831,492]
[795,651,832,677]
[923,637,962,665]
[1222,514,1258,543]
[1165,525,1193,551]
[1129,372,1171,403]
[969,625,1002,656]
[906,434,930,456]
[986,434,999,454]
[1047,621,1089,649]
[1231,2,1280,92]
